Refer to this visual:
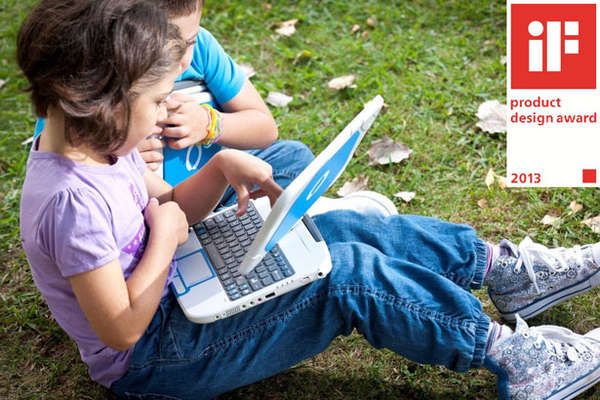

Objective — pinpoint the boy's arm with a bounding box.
[218,79,278,148]
[160,28,278,151]
[161,79,277,150]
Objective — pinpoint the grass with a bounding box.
[1,0,599,399]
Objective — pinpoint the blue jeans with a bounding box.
[111,211,491,400]
[217,140,315,208]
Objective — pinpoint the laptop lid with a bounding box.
[238,95,384,274]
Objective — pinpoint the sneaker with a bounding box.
[486,316,600,400]
[307,191,398,218]
[486,237,600,321]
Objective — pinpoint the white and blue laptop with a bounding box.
[171,95,384,323]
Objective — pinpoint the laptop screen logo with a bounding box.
[306,170,330,201]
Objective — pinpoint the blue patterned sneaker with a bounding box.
[486,237,600,321]
[486,316,600,400]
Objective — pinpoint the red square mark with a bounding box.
[583,169,597,183]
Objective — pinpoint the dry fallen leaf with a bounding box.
[266,92,293,107]
[0,79,5,90]
[275,19,298,36]
[351,24,360,34]
[476,100,507,133]
[394,191,415,202]
[485,169,495,188]
[541,214,560,226]
[477,198,488,209]
[568,201,583,214]
[327,74,356,90]
[496,175,507,189]
[337,175,369,197]
[239,63,256,79]
[368,136,412,166]
[582,216,600,234]
[485,168,507,189]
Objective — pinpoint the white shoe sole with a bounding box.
[545,363,600,400]
[499,270,600,322]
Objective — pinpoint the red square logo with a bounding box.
[583,169,597,183]
[511,4,596,89]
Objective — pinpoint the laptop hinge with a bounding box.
[301,214,324,242]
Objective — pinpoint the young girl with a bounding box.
[18,1,600,399]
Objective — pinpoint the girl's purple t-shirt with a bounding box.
[19,144,176,387]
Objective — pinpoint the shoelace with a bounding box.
[505,237,584,293]
[526,325,598,363]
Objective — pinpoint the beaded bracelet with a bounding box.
[199,104,224,147]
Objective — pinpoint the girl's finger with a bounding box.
[139,137,164,151]
[234,185,250,217]
[259,177,284,206]
[249,189,267,199]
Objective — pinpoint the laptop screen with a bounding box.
[263,129,362,252]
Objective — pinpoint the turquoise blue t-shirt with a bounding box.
[34,27,246,136]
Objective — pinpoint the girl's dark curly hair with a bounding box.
[17,0,185,156]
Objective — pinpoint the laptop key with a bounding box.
[248,277,262,291]
[258,270,270,279]
[204,243,225,269]
[220,272,232,281]
[240,288,251,296]
[271,270,283,281]
[235,276,246,286]
[224,282,237,291]
[281,269,293,278]
[261,276,274,286]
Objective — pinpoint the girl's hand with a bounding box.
[137,136,164,171]
[144,198,189,246]
[161,93,211,149]
[216,149,283,216]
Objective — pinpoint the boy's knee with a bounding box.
[274,140,315,165]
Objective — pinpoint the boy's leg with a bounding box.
[111,237,490,399]
[217,140,314,208]
[313,210,489,291]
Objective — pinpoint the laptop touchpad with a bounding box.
[175,234,215,285]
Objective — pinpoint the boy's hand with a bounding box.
[162,92,211,150]
[216,149,283,216]
[138,137,164,171]
[144,198,189,246]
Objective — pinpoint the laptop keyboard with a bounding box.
[193,202,295,301]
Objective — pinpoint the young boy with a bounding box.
[138,0,315,208]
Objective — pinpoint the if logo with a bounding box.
[511,4,596,89]
[528,20,580,72]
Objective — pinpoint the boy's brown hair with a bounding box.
[17,0,185,156]
[158,0,204,18]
